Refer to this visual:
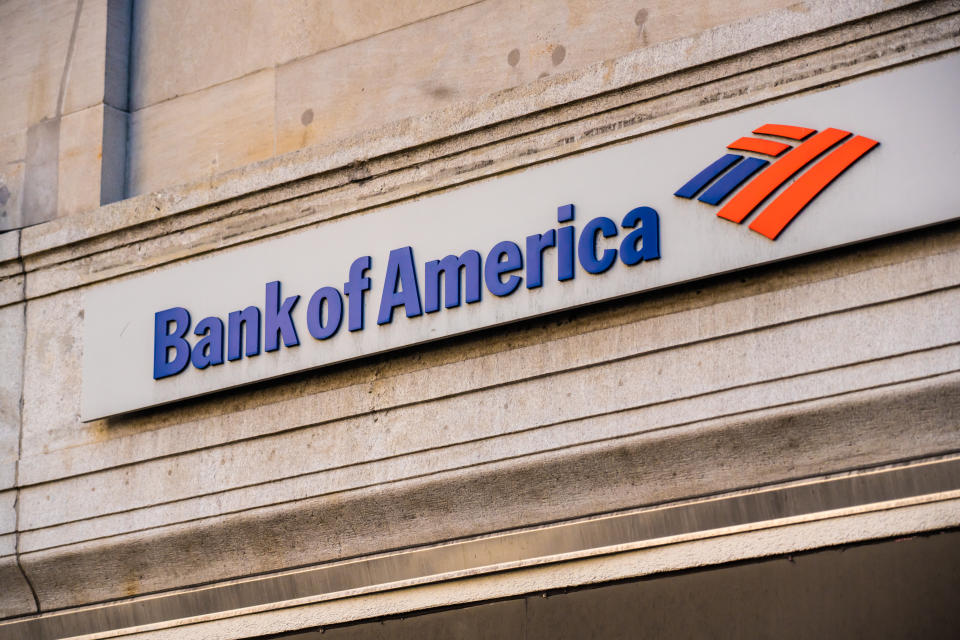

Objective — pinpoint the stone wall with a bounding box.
[0,0,959,637]
[1,0,804,229]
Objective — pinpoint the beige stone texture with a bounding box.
[0,492,15,537]
[274,0,798,156]
[0,131,26,232]
[0,0,109,130]
[20,288,84,465]
[3,0,959,627]
[0,303,24,492]
[129,0,479,110]
[57,104,105,217]
[24,2,953,297]
[71,499,960,640]
[126,68,277,195]
[0,0,76,135]
[0,538,37,618]
[18,378,960,609]
[0,230,23,309]
[60,0,110,117]
[16,0,930,251]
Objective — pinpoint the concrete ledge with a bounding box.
[12,373,960,612]
[4,455,959,638]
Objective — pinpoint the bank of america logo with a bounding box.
[674,124,879,240]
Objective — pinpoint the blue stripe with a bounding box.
[674,154,742,199]
[698,157,770,205]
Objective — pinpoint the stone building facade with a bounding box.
[1,1,958,638]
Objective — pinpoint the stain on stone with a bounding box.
[552,45,566,66]
[428,85,455,99]
[300,109,314,126]
[635,8,649,26]
[507,48,520,67]
[23,118,60,226]
[0,185,9,206]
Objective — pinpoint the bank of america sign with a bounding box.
[81,55,959,420]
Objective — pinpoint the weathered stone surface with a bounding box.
[19,377,960,609]
[0,492,15,536]
[16,0,932,254]
[0,303,24,492]
[0,0,128,231]
[127,69,276,195]
[57,104,104,217]
[0,0,76,135]
[20,344,960,555]
[0,132,26,232]
[273,0,797,156]
[0,543,37,618]
[0,230,19,266]
[22,119,60,227]
[60,0,110,117]
[5,0,959,627]
[20,289,83,466]
[129,0,479,111]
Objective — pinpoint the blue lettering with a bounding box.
[578,216,618,274]
[424,250,482,312]
[153,307,191,379]
[344,256,372,332]
[525,230,556,289]
[378,246,422,325]
[264,281,300,352]
[557,204,575,282]
[620,206,660,265]
[191,316,224,369]
[227,306,260,361]
[307,286,343,340]
[485,241,523,296]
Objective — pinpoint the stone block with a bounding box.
[0,491,15,535]
[275,0,796,155]
[0,544,37,618]
[0,0,77,135]
[0,131,26,232]
[20,289,84,464]
[0,303,24,491]
[127,69,276,196]
[22,119,60,227]
[57,104,104,217]
[54,101,128,216]
[129,0,476,110]
[61,0,110,116]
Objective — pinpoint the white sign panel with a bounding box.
[83,54,960,420]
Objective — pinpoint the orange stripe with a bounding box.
[716,128,851,224]
[749,135,879,240]
[727,136,791,156]
[752,124,817,140]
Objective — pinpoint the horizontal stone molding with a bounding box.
[3,456,959,638]
[11,372,960,612]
